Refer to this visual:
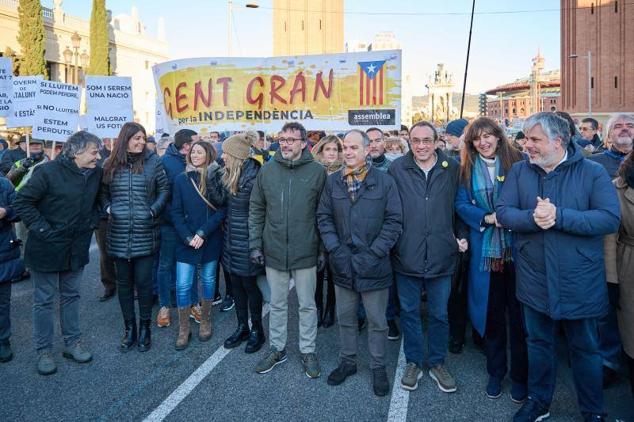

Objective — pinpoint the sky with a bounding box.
[43,0,561,95]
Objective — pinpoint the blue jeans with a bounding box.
[158,225,198,307]
[396,272,451,368]
[523,305,604,417]
[176,261,217,308]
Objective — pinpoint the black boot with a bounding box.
[119,320,137,352]
[137,319,151,352]
[0,340,13,363]
[245,320,266,354]
[224,323,250,349]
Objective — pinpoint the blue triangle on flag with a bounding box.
[358,60,386,80]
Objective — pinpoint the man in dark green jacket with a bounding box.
[249,122,326,378]
[13,131,103,376]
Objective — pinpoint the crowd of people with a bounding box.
[0,110,633,422]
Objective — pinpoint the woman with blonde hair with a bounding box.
[221,131,266,353]
[311,134,343,327]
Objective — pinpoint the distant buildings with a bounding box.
[0,0,169,133]
[484,52,561,121]
[561,0,634,120]
[273,0,344,56]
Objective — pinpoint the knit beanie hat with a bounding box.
[445,119,469,137]
[223,131,258,160]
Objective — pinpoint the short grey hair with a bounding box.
[523,112,571,147]
[605,113,634,139]
[62,131,103,159]
[345,129,371,147]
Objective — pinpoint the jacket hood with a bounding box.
[165,143,185,163]
[274,147,315,169]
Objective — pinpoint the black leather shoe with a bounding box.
[99,287,116,302]
[137,320,151,352]
[327,361,357,386]
[245,322,266,354]
[119,320,137,352]
[224,324,250,349]
[373,367,390,397]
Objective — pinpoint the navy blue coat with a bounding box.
[317,167,403,292]
[496,141,621,320]
[171,165,227,265]
[0,176,24,283]
[160,143,186,225]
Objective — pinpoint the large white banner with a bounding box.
[85,76,133,138]
[32,81,81,142]
[0,58,13,118]
[153,50,402,132]
[6,76,42,128]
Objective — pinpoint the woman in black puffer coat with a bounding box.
[220,132,265,354]
[101,122,169,353]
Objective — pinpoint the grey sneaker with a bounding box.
[37,351,57,376]
[400,362,423,391]
[301,353,321,379]
[429,364,457,393]
[63,342,93,363]
[255,349,287,374]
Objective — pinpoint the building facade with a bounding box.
[273,0,344,56]
[0,0,169,133]
[561,0,634,120]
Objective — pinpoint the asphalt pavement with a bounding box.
[1,244,632,422]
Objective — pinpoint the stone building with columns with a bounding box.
[0,0,169,133]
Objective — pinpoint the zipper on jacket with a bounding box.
[286,170,293,269]
[128,165,133,258]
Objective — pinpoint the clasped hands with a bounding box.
[533,196,557,230]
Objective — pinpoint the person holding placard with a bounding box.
[101,122,170,353]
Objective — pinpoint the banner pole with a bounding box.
[51,141,56,160]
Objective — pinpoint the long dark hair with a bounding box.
[187,141,217,196]
[618,150,634,187]
[103,122,147,183]
[460,117,523,186]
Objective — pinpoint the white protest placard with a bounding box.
[85,76,133,138]
[155,99,167,136]
[0,58,13,117]
[32,81,81,142]
[6,76,42,128]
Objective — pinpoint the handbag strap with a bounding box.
[189,176,217,211]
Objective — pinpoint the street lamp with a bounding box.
[80,50,90,84]
[63,46,73,83]
[70,32,82,84]
[228,1,259,56]
[569,50,592,117]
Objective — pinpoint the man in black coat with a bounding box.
[13,131,103,376]
[388,121,467,393]
[317,129,402,397]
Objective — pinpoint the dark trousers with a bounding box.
[484,264,528,384]
[95,219,116,291]
[628,354,634,396]
[448,252,469,343]
[115,255,155,322]
[231,274,263,324]
[0,282,10,342]
[523,304,604,417]
[217,265,233,298]
[316,263,335,314]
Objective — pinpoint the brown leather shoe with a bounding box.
[189,304,201,324]
[156,306,171,328]
[175,308,191,350]
[199,300,213,342]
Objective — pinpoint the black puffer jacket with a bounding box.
[223,158,263,277]
[101,151,170,259]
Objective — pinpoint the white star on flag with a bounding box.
[366,64,376,73]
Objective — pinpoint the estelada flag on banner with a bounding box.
[358,60,386,106]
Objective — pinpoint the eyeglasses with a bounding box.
[278,137,303,145]
[410,138,434,146]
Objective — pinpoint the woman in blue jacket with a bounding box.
[455,117,527,402]
[171,141,227,350]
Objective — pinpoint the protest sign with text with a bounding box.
[85,76,133,138]
[153,50,401,132]
[0,58,13,118]
[32,81,81,142]
[6,76,43,128]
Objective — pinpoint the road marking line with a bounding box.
[387,340,409,422]
[143,278,295,422]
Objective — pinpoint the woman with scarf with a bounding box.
[171,141,227,350]
[455,117,527,401]
[102,122,170,352]
[312,135,343,327]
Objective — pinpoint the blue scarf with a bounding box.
[471,155,512,272]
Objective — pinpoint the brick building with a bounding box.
[561,0,634,120]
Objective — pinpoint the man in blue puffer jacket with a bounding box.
[497,112,620,422]
[0,174,25,363]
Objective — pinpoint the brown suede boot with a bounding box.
[199,299,213,342]
[175,307,191,350]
